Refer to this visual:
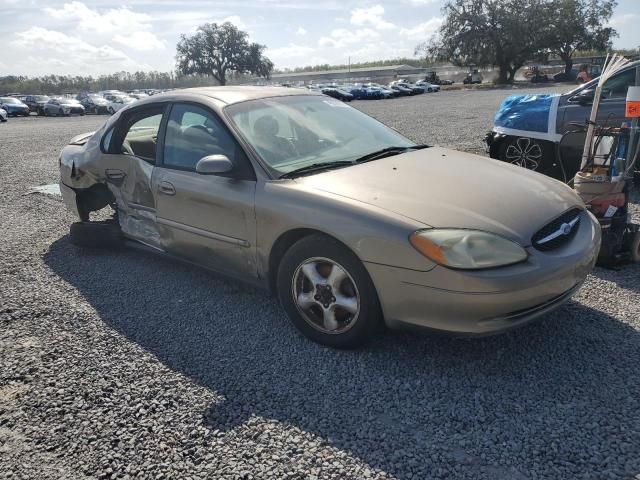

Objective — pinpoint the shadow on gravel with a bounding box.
[591,265,640,294]
[44,236,640,479]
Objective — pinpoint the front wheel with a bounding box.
[277,234,382,348]
[498,136,545,171]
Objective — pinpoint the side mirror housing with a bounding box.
[195,154,233,175]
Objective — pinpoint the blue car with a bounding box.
[345,84,383,100]
[0,97,30,116]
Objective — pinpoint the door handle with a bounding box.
[158,181,176,196]
[105,169,126,180]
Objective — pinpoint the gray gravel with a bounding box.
[1,89,640,480]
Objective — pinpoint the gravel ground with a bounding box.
[1,88,640,480]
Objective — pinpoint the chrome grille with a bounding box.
[532,208,582,251]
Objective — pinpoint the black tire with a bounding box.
[69,221,124,249]
[276,234,382,349]
[631,231,640,263]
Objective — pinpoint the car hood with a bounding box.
[296,147,583,245]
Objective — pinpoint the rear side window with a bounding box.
[114,107,164,163]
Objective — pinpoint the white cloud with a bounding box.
[268,43,317,67]
[113,31,166,51]
[220,15,246,29]
[44,1,152,34]
[607,13,640,28]
[406,0,440,4]
[318,28,380,48]
[269,43,316,58]
[350,5,395,30]
[11,27,147,75]
[399,17,443,41]
[296,26,307,36]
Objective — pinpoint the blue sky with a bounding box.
[0,0,638,76]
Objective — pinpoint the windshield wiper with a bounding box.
[278,144,429,179]
[279,160,355,179]
[352,144,429,164]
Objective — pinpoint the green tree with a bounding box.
[175,22,273,86]
[545,0,617,74]
[421,0,550,83]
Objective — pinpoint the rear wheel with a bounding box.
[277,234,382,348]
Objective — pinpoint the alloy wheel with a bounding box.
[291,257,360,334]
[505,137,543,170]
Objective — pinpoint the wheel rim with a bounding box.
[505,137,542,170]
[291,257,360,335]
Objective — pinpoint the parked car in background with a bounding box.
[345,84,382,100]
[23,95,50,115]
[127,91,149,100]
[321,86,354,102]
[77,93,109,114]
[463,69,483,84]
[397,81,425,94]
[106,95,135,114]
[44,98,85,116]
[365,83,397,98]
[0,97,30,116]
[486,60,639,181]
[98,90,125,98]
[0,107,7,122]
[415,80,441,92]
[388,84,414,96]
[58,86,600,348]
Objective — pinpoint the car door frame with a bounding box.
[101,101,170,249]
[151,100,259,282]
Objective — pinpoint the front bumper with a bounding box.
[485,130,507,158]
[59,181,80,218]
[366,211,601,335]
[66,107,85,115]
[7,107,30,116]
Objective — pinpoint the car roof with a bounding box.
[150,86,320,105]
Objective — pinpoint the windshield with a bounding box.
[34,95,49,101]
[225,95,414,175]
[1,98,22,104]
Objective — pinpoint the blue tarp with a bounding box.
[494,94,558,133]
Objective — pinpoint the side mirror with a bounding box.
[195,154,233,175]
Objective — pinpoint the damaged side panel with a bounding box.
[59,125,162,249]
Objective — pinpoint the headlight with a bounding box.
[409,229,527,270]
